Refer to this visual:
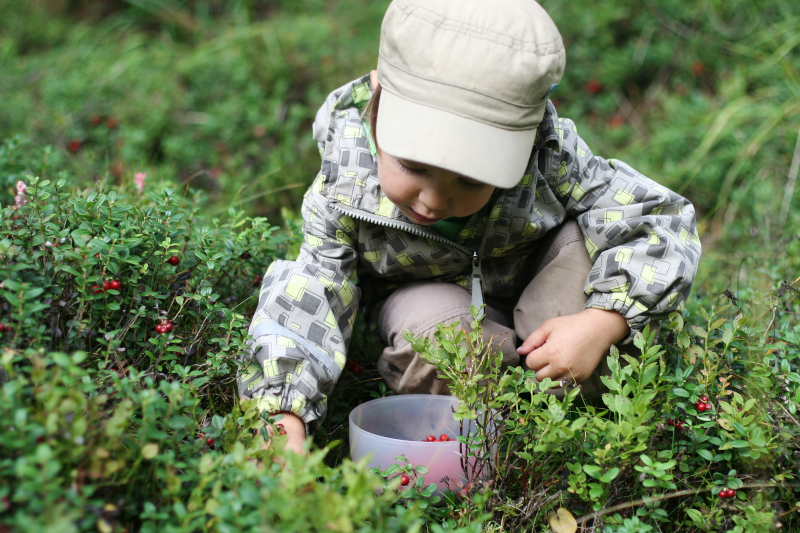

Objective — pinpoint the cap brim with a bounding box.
[376,89,537,189]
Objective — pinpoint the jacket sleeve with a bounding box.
[546,117,701,336]
[237,179,361,432]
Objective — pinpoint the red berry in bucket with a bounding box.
[426,435,436,442]
[438,434,449,441]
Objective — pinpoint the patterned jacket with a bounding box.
[238,74,701,430]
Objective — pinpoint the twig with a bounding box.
[575,482,790,524]
[776,400,800,432]
[764,276,800,337]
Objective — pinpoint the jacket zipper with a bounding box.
[329,202,486,318]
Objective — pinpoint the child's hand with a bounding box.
[263,411,307,455]
[517,309,630,384]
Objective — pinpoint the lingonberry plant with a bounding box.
[0,148,471,532]
[401,302,800,532]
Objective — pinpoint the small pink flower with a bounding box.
[134,172,146,194]
[14,180,28,208]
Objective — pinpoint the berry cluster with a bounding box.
[0,323,13,333]
[696,395,713,412]
[91,279,122,294]
[155,320,174,334]
[422,434,450,442]
[666,418,685,430]
[719,488,736,499]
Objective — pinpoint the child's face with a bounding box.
[377,150,495,225]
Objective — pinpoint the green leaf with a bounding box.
[710,318,727,331]
[698,449,713,461]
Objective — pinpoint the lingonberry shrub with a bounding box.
[0,155,441,532]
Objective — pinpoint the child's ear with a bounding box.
[370,70,379,91]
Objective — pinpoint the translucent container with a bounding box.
[349,394,478,495]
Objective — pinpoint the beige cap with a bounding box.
[376,0,565,188]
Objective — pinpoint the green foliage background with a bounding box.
[1,0,800,531]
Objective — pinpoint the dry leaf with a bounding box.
[547,507,577,533]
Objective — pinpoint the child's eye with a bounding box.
[398,161,426,176]
[458,178,485,190]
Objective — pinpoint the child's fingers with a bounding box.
[517,324,551,355]
[523,341,555,373]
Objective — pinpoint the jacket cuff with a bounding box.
[583,292,651,345]
[249,388,325,435]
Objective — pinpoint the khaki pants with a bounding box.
[376,220,611,398]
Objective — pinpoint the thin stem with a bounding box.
[575,482,791,525]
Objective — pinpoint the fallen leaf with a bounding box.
[547,507,577,533]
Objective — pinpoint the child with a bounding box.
[239,0,701,453]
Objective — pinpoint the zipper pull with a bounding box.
[471,251,485,320]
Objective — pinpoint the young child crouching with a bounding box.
[238,0,701,452]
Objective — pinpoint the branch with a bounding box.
[575,482,791,525]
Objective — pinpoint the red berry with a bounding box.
[67,139,81,153]
[0,324,5,332]
[88,114,102,126]
[727,489,736,498]
[109,280,121,290]
[279,429,287,435]
[400,475,410,486]
[205,437,214,446]
[352,364,362,374]
[164,322,173,332]
[700,395,710,402]
[167,255,180,266]
[426,435,436,442]
[705,402,713,410]
[439,434,449,442]
[103,280,111,291]
[95,253,101,258]
[155,324,165,334]
[36,435,45,443]
[91,285,103,294]
[106,116,118,129]
[586,80,603,95]
[608,113,625,129]
[696,401,707,412]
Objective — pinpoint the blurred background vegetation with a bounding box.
[1,0,799,349]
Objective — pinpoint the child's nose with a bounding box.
[418,186,449,213]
